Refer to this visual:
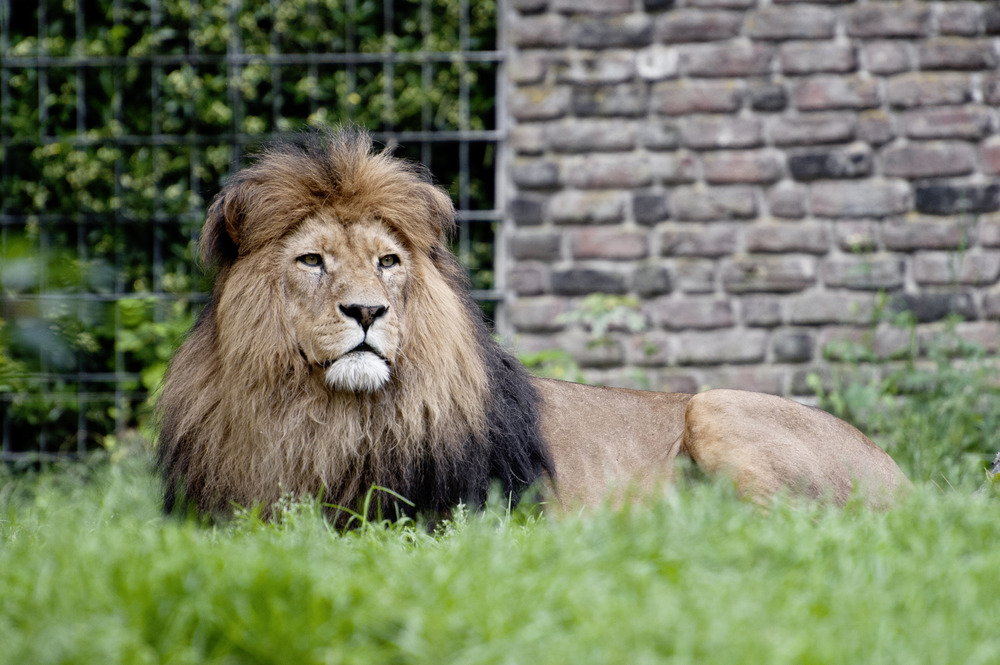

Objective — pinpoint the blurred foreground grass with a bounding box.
[2,451,999,665]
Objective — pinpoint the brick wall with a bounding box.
[499,0,1000,397]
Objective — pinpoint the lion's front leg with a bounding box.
[681,389,909,508]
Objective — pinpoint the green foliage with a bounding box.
[810,316,1000,491]
[2,0,497,453]
[557,293,648,343]
[2,457,1000,665]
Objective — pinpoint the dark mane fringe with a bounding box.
[389,252,553,515]
[157,126,552,523]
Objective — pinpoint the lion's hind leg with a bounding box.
[681,389,909,508]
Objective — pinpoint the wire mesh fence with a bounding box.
[0,0,503,461]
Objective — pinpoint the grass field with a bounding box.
[4,332,1000,665]
[2,449,999,665]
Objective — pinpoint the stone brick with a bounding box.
[510,14,569,48]
[881,142,976,180]
[887,73,973,108]
[509,265,547,296]
[881,219,963,251]
[624,332,671,370]
[986,74,1000,105]
[507,297,569,333]
[822,255,905,291]
[917,39,997,71]
[509,86,571,121]
[915,184,1000,216]
[747,6,836,41]
[780,42,856,74]
[979,219,1000,247]
[787,293,877,325]
[888,292,975,323]
[651,152,699,184]
[653,80,742,116]
[508,54,548,85]
[793,76,880,111]
[572,83,648,117]
[811,181,911,218]
[983,293,1000,319]
[723,256,816,293]
[746,223,830,254]
[639,119,681,150]
[673,258,717,293]
[510,0,547,13]
[788,144,873,181]
[510,195,547,226]
[660,224,740,257]
[554,52,636,85]
[655,9,743,43]
[983,138,1000,176]
[773,330,815,362]
[679,117,764,150]
[938,3,984,36]
[511,159,560,189]
[672,186,757,221]
[551,268,627,295]
[561,331,626,369]
[872,325,911,360]
[571,227,650,260]
[563,154,653,189]
[699,366,785,394]
[634,265,673,296]
[636,44,680,81]
[546,119,637,153]
[741,295,783,327]
[679,43,775,78]
[862,41,912,75]
[655,297,735,330]
[748,82,788,112]
[846,4,930,38]
[509,125,546,155]
[769,113,855,146]
[688,0,752,6]
[901,106,991,140]
[913,251,1000,286]
[703,150,784,184]
[835,221,879,253]
[674,329,768,365]
[570,14,654,49]
[857,110,896,145]
[550,191,629,225]
[988,6,1000,34]
[509,231,562,261]
[767,182,808,219]
[634,192,671,225]
[550,0,630,13]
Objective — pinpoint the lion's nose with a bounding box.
[339,303,388,332]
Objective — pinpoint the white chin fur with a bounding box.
[324,352,391,392]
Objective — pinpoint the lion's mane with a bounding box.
[157,128,552,519]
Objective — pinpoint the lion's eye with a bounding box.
[298,253,323,268]
[379,254,400,269]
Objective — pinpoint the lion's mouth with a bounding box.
[316,342,392,393]
[319,341,386,368]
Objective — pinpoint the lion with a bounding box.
[157,127,909,521]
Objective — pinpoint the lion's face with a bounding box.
[283,215,409,393]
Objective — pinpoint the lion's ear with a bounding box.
[199,186,245,268]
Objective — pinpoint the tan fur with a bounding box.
[159,128,908,518]
[535,381,909,509]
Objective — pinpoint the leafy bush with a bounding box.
[1,0,497,455]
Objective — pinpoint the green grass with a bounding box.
[2,452,999,665]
